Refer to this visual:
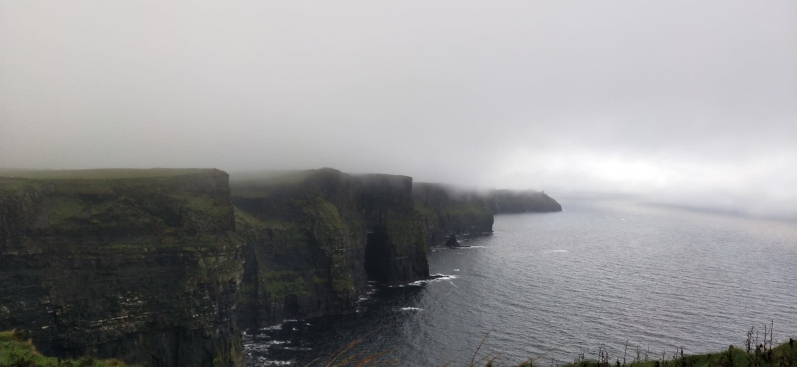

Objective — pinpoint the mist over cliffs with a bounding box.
[0,167,561,366]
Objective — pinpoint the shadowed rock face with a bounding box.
[353,174,428,284]
[412,182,494,246]
[444,234,460,247]
[0,169,244,367]
[0,167,563,364]
[230,169,428,330]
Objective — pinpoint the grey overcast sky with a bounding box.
[1,1,795,217]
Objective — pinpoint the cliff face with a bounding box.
[412,183,494,246]
[482,190,562,213]
[230,169,428,330]
[0,167,563,362]
[0,169,244,367]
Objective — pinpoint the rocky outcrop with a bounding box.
[0,169,244,367]
[230,169,428,330]
[444,234,459,247]
[482,189,562,213]
[412,183,494,246]
[411,184,562,246]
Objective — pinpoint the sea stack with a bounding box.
[444,234,459,247]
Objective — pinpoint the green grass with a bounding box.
[48,197,86,225]
[415,202,492,219]
[261,270,309,298]
[182,196,230,217]
[233,206,303,232]
[0,331,128,367]
[233,207,268,229]
[301,196,345,233]
[554,341,796,367]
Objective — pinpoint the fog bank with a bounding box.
[1,1,795,218]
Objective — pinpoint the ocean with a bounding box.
[244,197,797,366]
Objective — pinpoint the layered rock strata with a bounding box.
[230,169,428,329]
[0,169,244,367]
[412,182,494,246]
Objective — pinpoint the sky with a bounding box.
[1,1,795,218]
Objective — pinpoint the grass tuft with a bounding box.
[0,330,130,367]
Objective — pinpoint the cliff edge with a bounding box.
[0,169,244,367]
[230,169,428,329]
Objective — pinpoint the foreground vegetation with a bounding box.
[0,331,128,367]
[301,325,796,367]
[554,340,796,367]
[2,325,795,367]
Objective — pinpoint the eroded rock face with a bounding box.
[444,234,459,247]
[0,167,562,362]
[353,174,428,284]
[231,169,429,329]
[412,182,494,246]
[0,170,244,367]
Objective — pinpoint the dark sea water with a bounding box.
[244,198,797,366]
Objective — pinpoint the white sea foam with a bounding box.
[256,357,293,366]
[407,274,457,286]
[400,307,423,311]
[544,249,569,253]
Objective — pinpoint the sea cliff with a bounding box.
[482,189,562,213]
[412,182,494,246]
[0,169,244,367]
[0,167,562,365]
[230,169,428,329]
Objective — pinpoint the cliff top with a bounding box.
[0,168,235,238]
[230,168,340,186]
[229,168,413,199]
[0,168,215,180]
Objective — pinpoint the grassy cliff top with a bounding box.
[1,331,127,367]
[0,168,215,180]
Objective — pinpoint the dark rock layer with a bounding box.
[0,167,563,363]
[0,169,244,367]
[230,169,428,330]
[412,182,494,246]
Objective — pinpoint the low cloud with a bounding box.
[1,0,795,218]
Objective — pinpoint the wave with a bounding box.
[407,274,458,286]
[400,307,423,311]
[254,358,293,366]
